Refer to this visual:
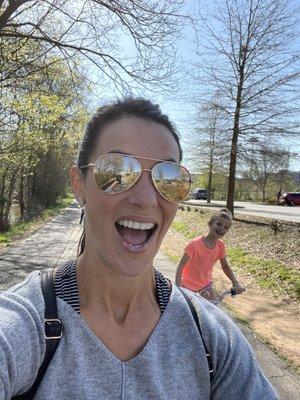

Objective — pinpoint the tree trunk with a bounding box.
[226,46,246,216]
[207,153,213,203]
[19,172,25,217]
[3,168,18,228]
[0,169,8,232]
[226,127,238,215]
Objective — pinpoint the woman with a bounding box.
[0,98,277,399]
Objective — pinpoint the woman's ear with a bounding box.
[70,165,85,206]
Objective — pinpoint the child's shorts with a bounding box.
[182,281,213,294]
[200,282,213,291]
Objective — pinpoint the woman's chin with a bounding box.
[113,242,157,277]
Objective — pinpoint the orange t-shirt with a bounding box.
[181,236,226,291]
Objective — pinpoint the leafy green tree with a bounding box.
[0,51,88,230]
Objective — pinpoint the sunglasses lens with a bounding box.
[93,154,141,193]
[152,162,191,202]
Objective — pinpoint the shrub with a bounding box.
[270,220,283,235]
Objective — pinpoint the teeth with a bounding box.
[117,220,155,230]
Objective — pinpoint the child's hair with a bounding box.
[208,208,233,225]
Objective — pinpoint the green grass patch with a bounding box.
[227,247,300,301]
[40,196,74,219]
[172,221,198,240]
[0,195,74,245]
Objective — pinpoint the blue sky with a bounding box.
[91,0,300,173]
[157,0,300,173]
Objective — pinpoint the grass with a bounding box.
[165,209,300,303]
[172,221,196,240]
[0,195,74,246]
[227,247,300,300]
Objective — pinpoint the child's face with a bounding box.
[209,216,232,238]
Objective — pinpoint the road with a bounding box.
[0,204,299,399]
[185,199,300,223]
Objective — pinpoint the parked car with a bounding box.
[279,192,300,206]
[191,188,208,200]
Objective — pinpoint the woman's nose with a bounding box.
[127,170,158,208]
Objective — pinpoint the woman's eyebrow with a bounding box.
[107,150,177,163]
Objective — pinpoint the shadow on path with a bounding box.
[0,205,82,290]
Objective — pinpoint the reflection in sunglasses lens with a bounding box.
[152,163,190,202]
[94,154,140,193]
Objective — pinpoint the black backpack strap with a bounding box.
[12,270,63,400]
[178,287,214,382]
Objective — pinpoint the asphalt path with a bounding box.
[185,199,300,223]
[0,204,299,399]
[0,202,82,290]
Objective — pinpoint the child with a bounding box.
[175,208,245,300]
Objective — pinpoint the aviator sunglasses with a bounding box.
[80,153,192,203]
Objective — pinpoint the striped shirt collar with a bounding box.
[54,260,171,315]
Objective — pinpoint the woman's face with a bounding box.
[77,116,180,277]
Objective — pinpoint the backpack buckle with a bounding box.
[45,318,63,339]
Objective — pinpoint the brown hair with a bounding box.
[77,97,182,170]
[208,208,233,225]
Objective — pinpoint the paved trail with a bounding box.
[0,204,299,399]
[0,203,81,290]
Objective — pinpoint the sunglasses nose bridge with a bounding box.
[141,167,152,173]
[127,167,159,208]
[138,166,168,200]
[137,167,155,188]
[140,167,157,188]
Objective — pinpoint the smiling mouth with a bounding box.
[115,220,157,248]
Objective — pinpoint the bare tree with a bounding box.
[243,144,290,202]
[193,0,299,214]
[0,0,186,91]
[190,100,231,202]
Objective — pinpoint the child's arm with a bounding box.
[220,257,245,294]
[175,252,190,286]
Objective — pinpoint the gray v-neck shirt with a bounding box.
[0,271,277,399]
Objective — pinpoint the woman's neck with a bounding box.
[76,252,157,322]
[75,252,162,362]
